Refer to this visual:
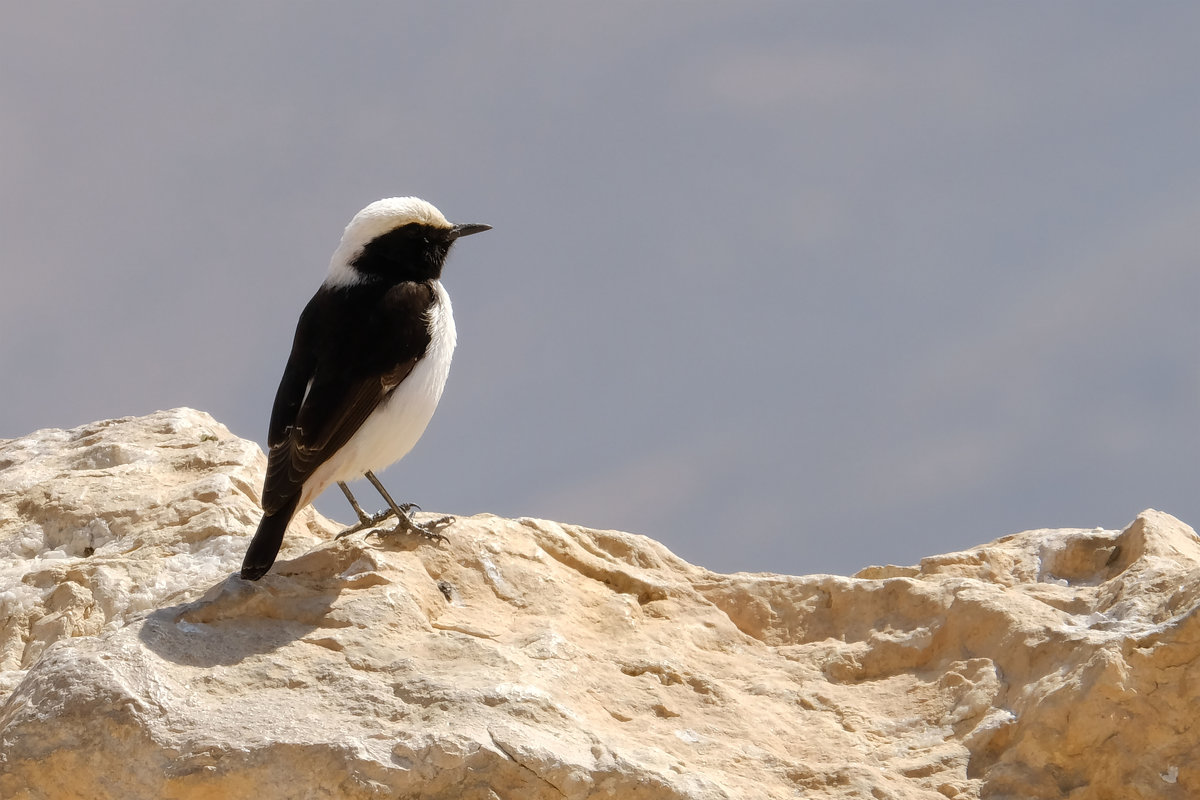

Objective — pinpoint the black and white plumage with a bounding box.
[240,197,490,581]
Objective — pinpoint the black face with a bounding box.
[351,223,457,283]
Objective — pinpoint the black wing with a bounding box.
[260,281,434,514]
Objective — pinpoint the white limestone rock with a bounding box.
[0,409,1197,799]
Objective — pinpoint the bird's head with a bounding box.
[325,197,490,287]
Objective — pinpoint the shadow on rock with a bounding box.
[138,551,352,667]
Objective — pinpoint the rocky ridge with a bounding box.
[0,408,1197,799]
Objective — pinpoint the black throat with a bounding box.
[350,222,455,283]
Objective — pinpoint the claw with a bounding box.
[376,510,454,544]
[335,507,397,539]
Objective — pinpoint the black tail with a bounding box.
[240,494,302,580]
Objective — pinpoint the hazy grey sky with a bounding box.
[4,4,1200,576]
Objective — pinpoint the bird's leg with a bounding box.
[334,480,398,539]
[339,481,373,524]
[363,470,454,543]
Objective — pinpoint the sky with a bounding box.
[3,4,1200,577]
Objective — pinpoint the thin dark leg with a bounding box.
[363,470,412,519]
[334,477,399,539]
[338,481,373,524]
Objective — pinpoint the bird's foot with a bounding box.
[336,480,397,538]
[379,504,454,544]
[335,507,399,539]
[335,475,451,544]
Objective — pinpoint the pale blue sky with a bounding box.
[4,4,1200,575]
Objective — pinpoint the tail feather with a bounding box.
[241,494,301,580]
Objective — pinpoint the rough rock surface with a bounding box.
[0,408,1197,799]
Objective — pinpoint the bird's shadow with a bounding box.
[136,551,352,668]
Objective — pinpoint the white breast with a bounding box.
[298,281,457,508]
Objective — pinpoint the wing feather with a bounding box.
[259,282,432,515]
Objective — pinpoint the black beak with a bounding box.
[450,223,492,239]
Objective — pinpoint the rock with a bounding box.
[0,408,1197,799]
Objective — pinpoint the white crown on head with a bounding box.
[326,197,451,286]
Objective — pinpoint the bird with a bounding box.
[240,197,490,581]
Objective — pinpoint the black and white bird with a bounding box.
[240,197,490,581]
